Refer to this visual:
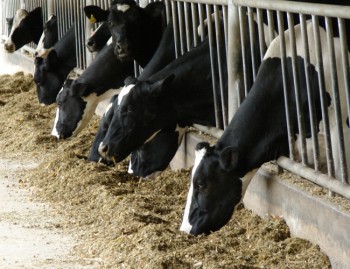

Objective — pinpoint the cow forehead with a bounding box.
[118,84,135,105]
[13,9,28,25]
[116,4,130,12]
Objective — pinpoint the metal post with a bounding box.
[227,0,242,120]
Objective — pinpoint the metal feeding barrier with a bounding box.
[1,0,350,200]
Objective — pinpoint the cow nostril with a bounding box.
[100,144,108,153]
[86,40,94,47]
[116,43,121,51]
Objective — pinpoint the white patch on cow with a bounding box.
[35,32,45,54]
[264,21,350,181]
[118,84,135,105]
[4,9,28,52]
[180,147,207,234]
[51,107,60,139]
[104,102,114,116]
[128,160,134,174]
[116,4,130,12]
[107,37,113,46]
[73,88,122,137]
[144,130,162,144]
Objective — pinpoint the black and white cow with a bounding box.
[34,25,76,105]
[35,15,58,58]
[85,21,111,53]
[4,7,43,53]
[97,37,223,163]
[89,77,187,178]
[51,43,134,139]
[84,0,165,67]
[180,18,350,235]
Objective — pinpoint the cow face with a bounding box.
[107,2,143,61]
[98,75,174,163]
[35,15,58,58]
[88,95,118,165]
[180,143,242,235]
[86,22,111,53]
[51,80,90,139]
[4,7,43,53]
[34,50,64,105]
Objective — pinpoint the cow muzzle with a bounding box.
[115,41,130,59]
[4,41,15,53]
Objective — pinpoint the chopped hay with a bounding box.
[0,73,332,268]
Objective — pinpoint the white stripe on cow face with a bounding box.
[118,84,135,105]
[51,107,60,139]
[180,146,207,234]
[107,37,113,46]
[4,9,28,52]
[116,4,130,12]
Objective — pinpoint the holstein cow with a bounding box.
[34,25,76,105]
[35,15,58,58]
[51,43,134,139]
[4,7,43,53]
[84,0,165,67]
[180,18,350,235]
[89,77,187,178]
[97,37,224,164]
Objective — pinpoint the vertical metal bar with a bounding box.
[222,5,228,53]
[312,15,335,182]
[198,3,205,42]
[325,16,348,184]
[338,18,350,165]
[215,4,227,128]
[247,7,257,81]
[191,2,198,48]
[257,8,266,61]
[267,9,275,46]
[184,2,191,52]
[277,10,295,161]
[300,14,320,171]
[177,1,185,55]
[171,1,180,58]
[287,12,308,165]
[206,3,222,129]
[238,6,249,98]
[164,0,171,24]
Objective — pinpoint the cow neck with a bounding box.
[149,40,217,127]
[78,45,134,98]
[217,58,290,177]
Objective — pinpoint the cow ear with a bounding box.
[45,49,58,70]
[84,6,108,23]
[45,15,57,29]
[71,82,87,96]
[149,74,175,96]
[145,2,165,19]
[124,76,138,87]
[219,147,238,172]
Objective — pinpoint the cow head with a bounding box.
[35,15,58,58]
[86,22,111,53]
[4,7,43,53]
[34,50,63,105]
[180,142,242,235]
[98,75,174,163]
[52,79,93,139]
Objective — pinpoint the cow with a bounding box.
[4,7,43,53]
[85,21,111,53]
[97,37,224,164]
[35,15,58,58]
[34,25,76,105]
[84,0,166,67]
[88,77,187,178]
[51,43,134,139]
[180,17,350,235]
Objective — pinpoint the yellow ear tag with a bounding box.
[89,14,96,24]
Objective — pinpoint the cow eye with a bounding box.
[57,101,62,107]
[107,20,113,27]
[197,182,207,192]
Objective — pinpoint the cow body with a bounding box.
[51,43,134,139]
[34,25,76,105]
[4,7,43,53]
[35,15,58,58]
[180,19,350,235]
